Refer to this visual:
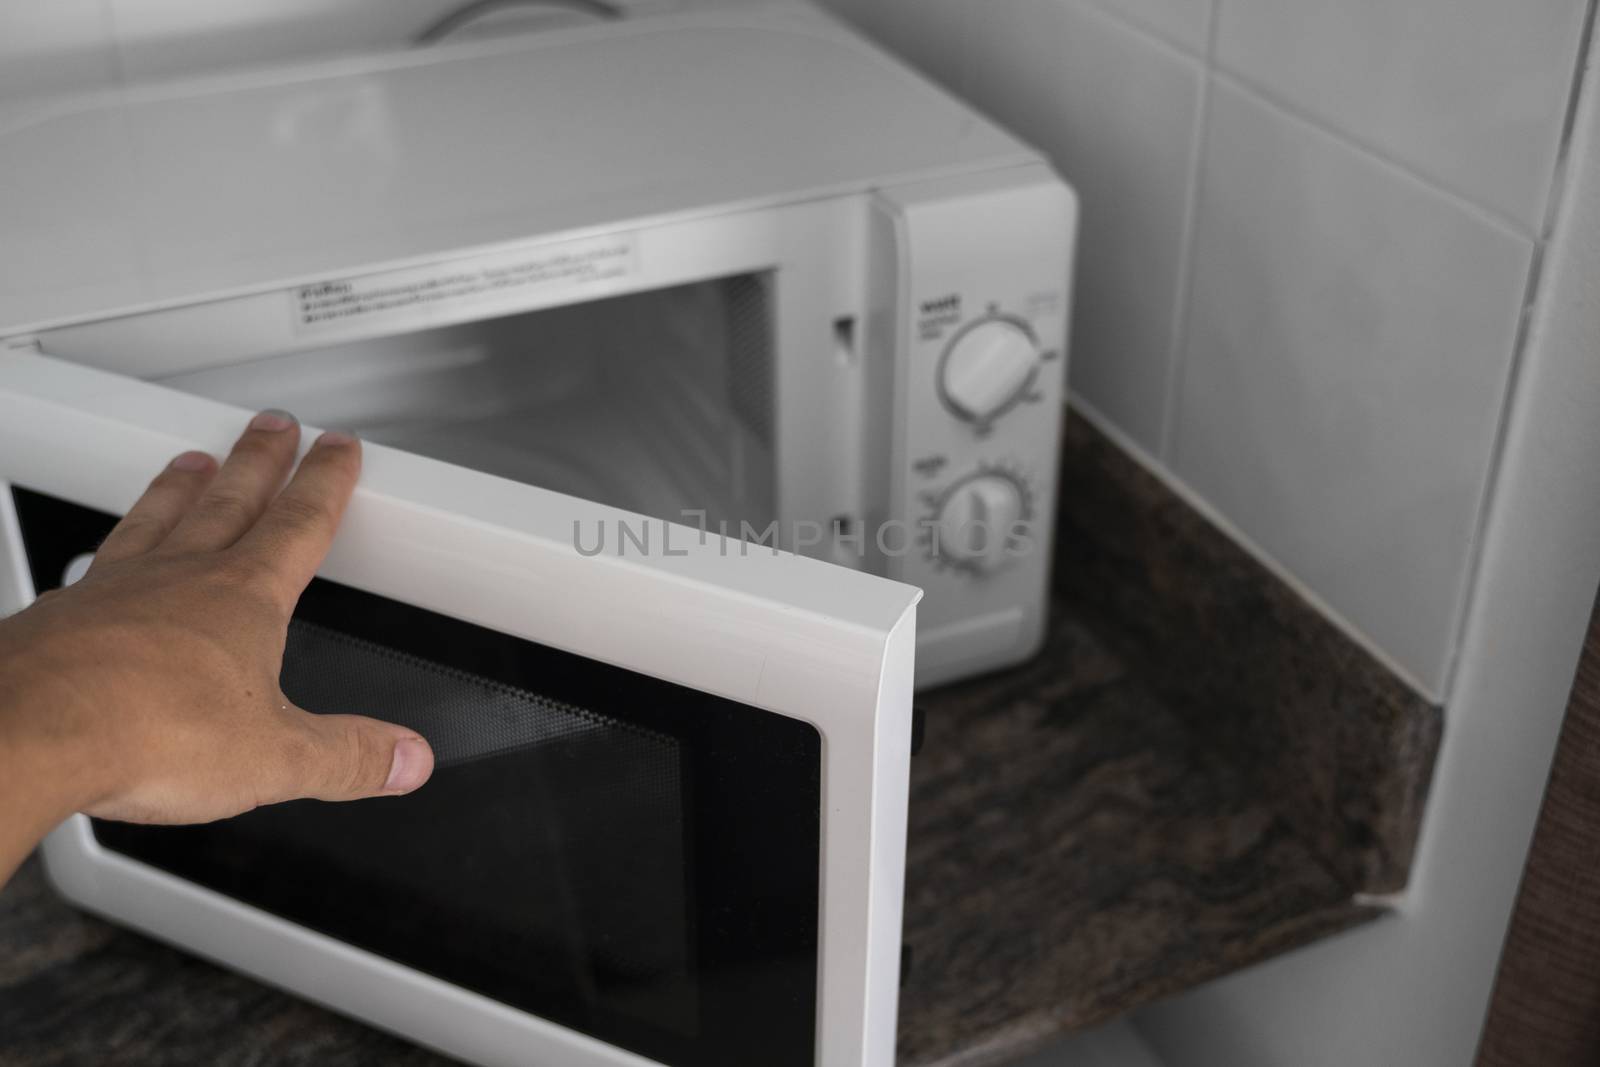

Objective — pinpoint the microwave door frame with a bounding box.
[0,351,920,1067]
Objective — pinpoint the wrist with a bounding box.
[0,621,103,830]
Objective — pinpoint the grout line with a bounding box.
[1071,395,1441,701]
[1155,0,1221,462]
[1436,0,1600,708]
[1056,0,1204,68]
[1206,62,1536,242]
[1062,0,1210,63]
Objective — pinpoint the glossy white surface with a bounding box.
[964,0,1203,454]
[1141,26,1600,1061]
[0,352,921,1067]
[872,167,1077,688]
[1215,0,1589,231]
[0,5,1030,335]
[1171,80,1534,695]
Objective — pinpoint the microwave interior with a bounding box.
[160,271,779,537]
[14,272,831,1067]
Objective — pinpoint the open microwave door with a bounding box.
[0,351,920,1067]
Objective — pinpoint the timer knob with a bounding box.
[938,318,1040,426]
[934,473,1028,572]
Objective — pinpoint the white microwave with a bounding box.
[0,5,1076,1066]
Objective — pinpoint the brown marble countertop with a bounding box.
[896,599,1380,1066]
[0,415,1435,1066]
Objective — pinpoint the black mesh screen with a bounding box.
[282,618,680,772]
[11,486,821,1067]
[277,619,695,1022]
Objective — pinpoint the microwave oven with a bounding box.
[0,4,1077,1066]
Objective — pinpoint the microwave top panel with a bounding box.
[0,2,1039,336]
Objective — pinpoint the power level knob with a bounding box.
[938,318,1040,427]
[935,473,1027,572]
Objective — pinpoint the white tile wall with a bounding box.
[1171,80,1534,693]
[1214,0,1589,233]
[1,0,1587,695]
[819,0,967,85]
[828,0,1585,695]
[964,0,1204,452]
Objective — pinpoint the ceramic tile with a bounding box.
[1077,0,1212,53]
[1172,79,1535,694]
[820,0,968,90]
[1215,0,1588,231]
[965,0,1203,452]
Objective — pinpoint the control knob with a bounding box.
[931,471,1031,573]
[938,317,1040,428]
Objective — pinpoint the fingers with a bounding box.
[91,451,218,569]
[273,710,434,804]
[233,431,361,602]
[162,410,301,555]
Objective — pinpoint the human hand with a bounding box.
[0,410,434,882]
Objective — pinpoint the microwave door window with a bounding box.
[12,488,821,1067]
[267,618,700,1037]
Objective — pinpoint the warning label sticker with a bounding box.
[290,234,638,335]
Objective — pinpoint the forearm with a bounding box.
[0,625,95,888]
[0,740,75,887]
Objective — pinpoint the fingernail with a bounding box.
[250,409,297,432]
[170,450,214,472]
[384,737,432,794]
[315,429,358,448]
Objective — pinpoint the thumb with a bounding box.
[288,710,435,802]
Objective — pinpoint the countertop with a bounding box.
[895,602,1381,1066]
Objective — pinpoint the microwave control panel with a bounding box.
[872,164,1079,687]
